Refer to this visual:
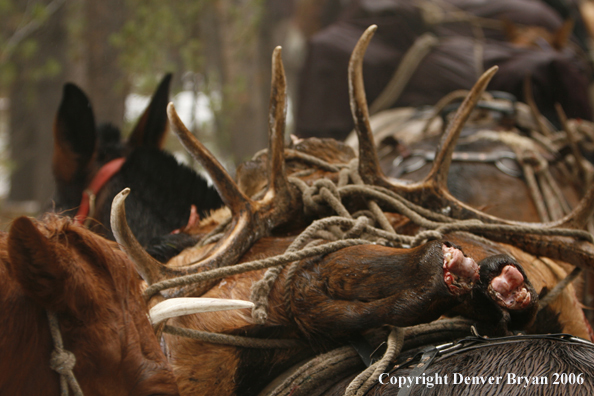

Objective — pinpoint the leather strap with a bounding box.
[396,346,440,396]
[74,157,125,226]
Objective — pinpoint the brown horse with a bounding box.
[0,215,180,395]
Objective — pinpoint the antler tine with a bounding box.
[267,46,290,202]
[375,66,555,225]
[111,188,169,285]
[111,188,257,298]
[168,102,261,271]
[168,103,253,215]
[116,63,300,296]
[348,28,509,223]
[348,25,385,185]
[423,66,498,189]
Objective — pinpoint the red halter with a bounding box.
[74,158,126,226]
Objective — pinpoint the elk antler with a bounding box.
[111,188,173,285]
[349,25,383,186]
[349,24,594,230]
[168,103,253,216]
[349,25,594,270]
[267,46,291,204]
[422,67,498,190]
[112,48,299,294]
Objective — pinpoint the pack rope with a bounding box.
[46,310,84,396]
[152,149,591,346]
[142,120,593,384]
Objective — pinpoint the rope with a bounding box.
[464,129,589,223]
[265,318,475,396]
[369,33,439,115]
[345,327,405,396]
[348,160,395,233]
[150,146,592,339]
[162,325,305,349]
[538,267,583,311]
[284,149,348,172]
[46,310,84,396]
[145,238,371,299]
[265,346,361,396]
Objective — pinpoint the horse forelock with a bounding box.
[96,122,125,164]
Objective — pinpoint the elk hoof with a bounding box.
[443,244,479,295]
[489,265,531,310]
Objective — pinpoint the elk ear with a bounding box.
[552,19,574,50]
[127,73,172,149]
[53,83,97,184]
[7,217,69,312]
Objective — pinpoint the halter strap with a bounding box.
[74,158,125,226]
[46,310,84,396]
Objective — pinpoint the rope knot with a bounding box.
[303,178,349,217]
[50,349,76,375]
[252,306,268,325]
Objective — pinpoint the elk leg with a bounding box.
[288,241,477,339]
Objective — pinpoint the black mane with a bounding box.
[92,147,223,249]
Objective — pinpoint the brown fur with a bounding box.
[165,238,298,396]
[380,125,590,337]
[0,215,179,395]
[290,242,464,338]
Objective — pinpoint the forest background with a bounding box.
[0,0,340,223]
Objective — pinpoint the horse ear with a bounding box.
[552,19,574,50]
[7,217,69,312]
[53,83,97,184]
[127,73,172,149]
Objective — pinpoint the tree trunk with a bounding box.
[84,0,127,124]
[8,2,68,207]
[8,0,126,210]
[207,0,268,166]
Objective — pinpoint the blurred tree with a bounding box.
[114,0,277,166]
[0,0,297,210]
[2,0,68,205]
[1,0,127,207]
[84,0,127,123]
